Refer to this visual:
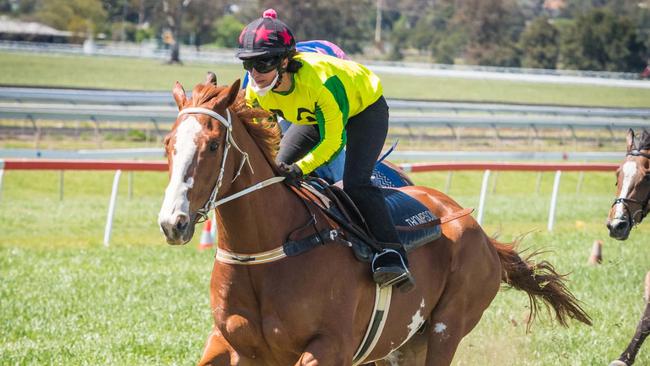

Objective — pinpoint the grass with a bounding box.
[2,51,650,107]
[1,169,649,365]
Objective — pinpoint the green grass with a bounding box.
[1,169,649,365]
[2,51,650,107]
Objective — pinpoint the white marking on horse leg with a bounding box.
[420,299,425,308]
[406,309,425,341]
[434,322,447,334]
[615,161,638,218]
[384,350,402,366]
[158,116,203,226]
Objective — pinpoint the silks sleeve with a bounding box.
[295,77,349,174]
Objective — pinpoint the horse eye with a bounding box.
[209,140,219,152]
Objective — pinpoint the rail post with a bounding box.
[104,169,122,247]
[548,170,562,231]
[477,170,491,225]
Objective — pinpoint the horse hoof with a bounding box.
[609,361,628,366]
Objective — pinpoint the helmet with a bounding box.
[237,9,296,60]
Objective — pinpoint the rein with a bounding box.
[177,107,284,222]
[611,149,650,226]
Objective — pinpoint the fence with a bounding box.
[0,159,619,246]
[2,87,649,144]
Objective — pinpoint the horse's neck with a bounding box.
[214,119,307,253]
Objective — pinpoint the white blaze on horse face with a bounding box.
[158,117,203,225]
[615,161,639,218]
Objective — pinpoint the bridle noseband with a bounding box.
[176,107,284,222]
[611,149,650,226]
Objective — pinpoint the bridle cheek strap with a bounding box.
[177,107,281,222]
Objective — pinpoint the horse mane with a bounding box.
[189,83,281,162]
[635,129,650,151]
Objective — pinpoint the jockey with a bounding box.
[237,9,414,291]
[241,39,349,184]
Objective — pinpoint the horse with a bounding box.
[606,128,650,366]
[158,73,592,366]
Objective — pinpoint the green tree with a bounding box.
[36,0,107,36]
[212,14,244,48]
[560,8,647,72]
[520,16,560,69]
[454,0,525,66]
[259,0,374,54]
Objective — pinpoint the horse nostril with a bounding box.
[175,214,189,232]
[614,221,629,232]
[177,221,188,232]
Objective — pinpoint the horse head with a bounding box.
[158,72,242,245]
[607,128,650,240]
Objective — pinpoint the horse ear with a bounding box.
[205,72,217,86]
[172,81,187,111]
[221,79,241,107]
[626,129,635,153]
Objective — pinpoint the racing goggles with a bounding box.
[243,56,281,73]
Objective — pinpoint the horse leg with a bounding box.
[198,327,255,366]
[294,335,354,366]
[374,331,428,365]
[423,242,501,365]
[610,302,650,366]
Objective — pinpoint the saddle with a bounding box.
[285,177,442,263]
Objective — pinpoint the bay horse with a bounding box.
[158,74,591,366]
[606,128,650,366]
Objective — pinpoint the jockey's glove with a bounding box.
[277,162,303,185]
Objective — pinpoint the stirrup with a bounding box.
[371,249,407,271]
[371,249,415,292]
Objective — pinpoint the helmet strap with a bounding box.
[272,54,290,91]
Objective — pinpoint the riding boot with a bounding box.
[371,243,415,293]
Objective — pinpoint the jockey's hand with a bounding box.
[277,162,303,185]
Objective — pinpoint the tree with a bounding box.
[212,14,244,48]
[560,8,647,72]
[185,0,227,50]
[455,0,525,66]
[36,0,107,39]
[162,0,192,64]
[520,16,560,69]
[259,0,375,54]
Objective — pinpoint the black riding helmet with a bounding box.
[237,9,296,60]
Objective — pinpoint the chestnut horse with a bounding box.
[158,74,591,366]
[606,128,650,366]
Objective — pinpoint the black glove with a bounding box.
[277,162,303,186]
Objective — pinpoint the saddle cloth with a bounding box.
[299,179,441,262]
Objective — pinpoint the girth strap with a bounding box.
[352,285,393,365]
[215,228,340,265]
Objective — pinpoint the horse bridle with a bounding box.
[176,107,284,222]
[611,149,650,226]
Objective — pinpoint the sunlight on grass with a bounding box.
[1,165,648,365]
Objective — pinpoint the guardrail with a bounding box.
[3,87,649,119]
[1,87,648,139]
[0,148,625,161]
[0,158,619,245]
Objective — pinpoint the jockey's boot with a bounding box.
[372,245,415,293]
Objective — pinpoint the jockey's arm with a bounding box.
[295,84,347,175]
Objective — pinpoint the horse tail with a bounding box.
[490,238,592,328]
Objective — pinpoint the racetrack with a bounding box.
[1,169,648,365]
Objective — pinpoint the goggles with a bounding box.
[242,56,281,73]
